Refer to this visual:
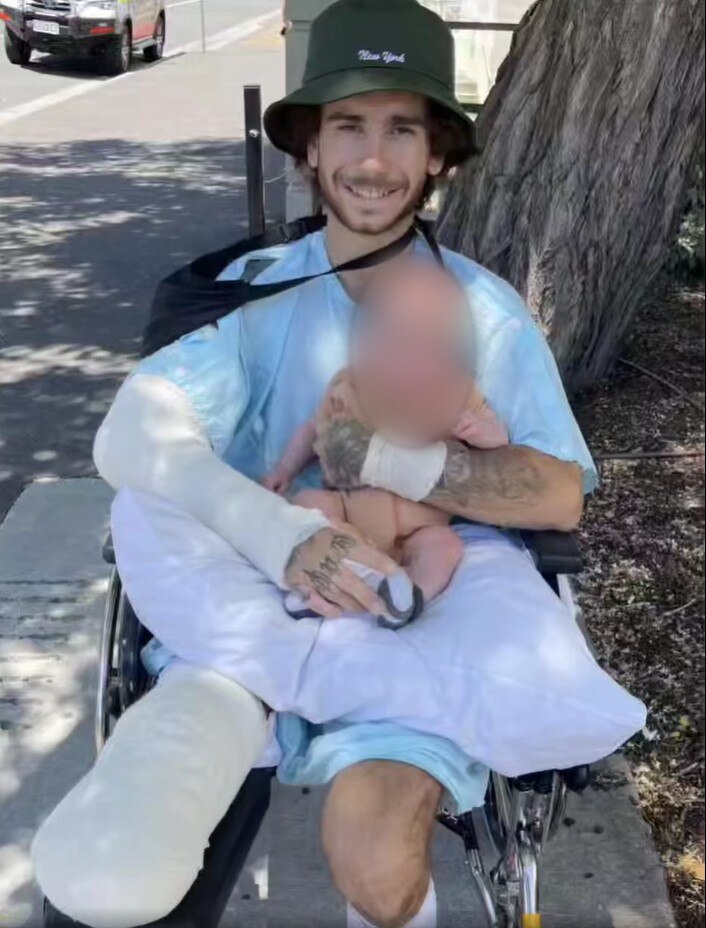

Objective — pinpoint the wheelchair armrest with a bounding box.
[102,531,115,565]
[521,530,584,576]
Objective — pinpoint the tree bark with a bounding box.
[438,0,705,391]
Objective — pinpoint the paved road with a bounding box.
[0,0,277,116]
[0,0,283,521]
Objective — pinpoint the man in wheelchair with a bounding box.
[32,2,646,926]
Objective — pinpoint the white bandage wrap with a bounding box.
[32,664,268,928]
[93,374,329,588]
[361,432,448,502]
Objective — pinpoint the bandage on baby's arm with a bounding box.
[361,433,448,503]
[93,374,330,588]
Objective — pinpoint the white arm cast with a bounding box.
[93,374,330,588]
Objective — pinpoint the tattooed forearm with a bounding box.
[312,416,584,530]
[434,441,546,507]
[427,441,584,531]
[314,419,373,489]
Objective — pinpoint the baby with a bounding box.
[264,258,509,621]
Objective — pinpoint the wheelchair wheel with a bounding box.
[95,567,121,752]
[483,773,508,856]
[95,567,155,753]
[484,772,571,928]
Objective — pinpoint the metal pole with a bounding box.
[199,0,207,53]
[244,85,266,237]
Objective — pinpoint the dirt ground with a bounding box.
[574,279,705,928]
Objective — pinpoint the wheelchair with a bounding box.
[43,527,590,928]
[43,86,591,928]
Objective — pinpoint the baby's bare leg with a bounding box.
[293,489,346,523]
[401,525,464,604]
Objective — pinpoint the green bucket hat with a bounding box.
[264,0,478,166]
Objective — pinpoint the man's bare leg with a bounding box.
[322,761,442,928]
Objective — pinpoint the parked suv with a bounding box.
[0,0,166,74]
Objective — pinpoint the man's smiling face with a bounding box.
[307,92,444,235]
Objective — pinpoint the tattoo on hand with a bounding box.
[303,568,334,595]
[319,555,340,574]
[295,532,357,598]
[331,533,356,555]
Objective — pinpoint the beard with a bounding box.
[316,169,428,236]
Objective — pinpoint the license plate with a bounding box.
[32,20,61,36]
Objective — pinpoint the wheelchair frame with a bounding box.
[67,529,588,928]
[44,87,591,928]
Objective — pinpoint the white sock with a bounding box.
[346,878,437,928]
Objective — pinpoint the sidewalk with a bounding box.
[0,15,286,521]
[0,478,676,928]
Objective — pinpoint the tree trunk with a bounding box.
[438,0,705,391]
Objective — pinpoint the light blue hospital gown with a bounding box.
[135,229,597,812]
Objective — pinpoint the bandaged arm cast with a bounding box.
[93,374,400,618]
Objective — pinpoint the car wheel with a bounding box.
[102,24,131,76]
[4,28,32,66]
[143,13,165,62]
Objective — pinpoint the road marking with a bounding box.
[0,80,113,127]
[169,9,278,55]
[207,13,279,51]
[0,8,279,128]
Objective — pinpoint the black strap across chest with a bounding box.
[142,214,444,357]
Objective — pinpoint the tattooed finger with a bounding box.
[303,568,335,596]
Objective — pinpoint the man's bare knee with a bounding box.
[325,832,430,928]
[322,761,440,927]
[347,869,430,928]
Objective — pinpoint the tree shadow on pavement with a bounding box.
[0,137,286,521]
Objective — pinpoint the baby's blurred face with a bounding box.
[351,259,474,445]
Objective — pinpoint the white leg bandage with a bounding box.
[31,664,268,928]
[361,433,448,502]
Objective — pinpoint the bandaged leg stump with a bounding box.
[32,664,268,928]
